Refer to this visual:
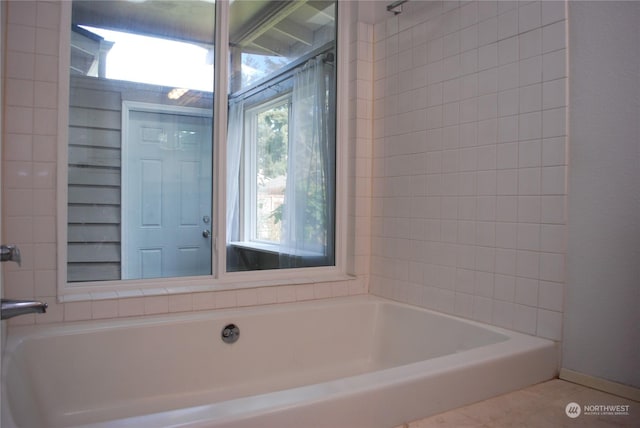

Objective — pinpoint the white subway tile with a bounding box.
[543,107,566,138]
[475,246,496,272]
[517,223,541,251]
[542,1,566,26]
[192,292,216,311]
[519,83,542,114]
[540,252,565,282]
[4,133,32,161]
[543,49,566,80]
[168,294,193,313]
[454,292,474,318]
[476,222,496,247]
[515,277,539,306]
[518,1,541,34]
[498,62,519,91]
[64,301,92,322]
[33,108,57,135]
[542,137,566,167]
[8,1,36,26]
[478,17,498,46]
[540,224,566,253]
[477,144,497,169]
[443,31,460,58]
[542,20,566,53]
[478,94,498,120]
[35,27,59,56]
[6,78,34,107]
[4,270,35,299]
[477,170,497,195]
[494,274,516,302]
[519,55,543,86]
[495,221,517,248]
[479,1,498,22]
[460,25,478,52]
[541,165,566,195]
[460,49,479,75]
[513,303,537,334]
[460,1,479,28]
[4,216,33,245]
[536,308,563,340]
[518,139,541,168]
[492,299,514,328]
[36,2,61,30]
[518,196,541,223]
[33,216,55,243]
[498,36,519,65]
[497,9,518,41]
[495,248,517,276]
[541,195,566,224]
[7,24,36,53]
[34,269,56,296]
[538,281,564,312]
[460,74,478,100]
[516,250,540,279]
[519,28,542,60]
[519,111,542,141]
[496,169,518,195]
[5,106,34,135]
[427,37,444,63]
[34,53,56,83]
[6,51,35,80]
[542,78,566,110]
[92,299,119,319]
[473,296,493,323]
[478,68,498,95]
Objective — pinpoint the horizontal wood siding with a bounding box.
[68,76,122,282]
[67,76,214,283]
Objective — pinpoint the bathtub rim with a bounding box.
[3,295,526,346]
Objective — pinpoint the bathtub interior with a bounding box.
[2,297,543,428]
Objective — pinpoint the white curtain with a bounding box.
[280,57,335,267]
[226,100,244,244]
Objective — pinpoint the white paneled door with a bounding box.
[122,103,212,279]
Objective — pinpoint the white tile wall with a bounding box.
[370,1,567,340]
[1,1,370,325]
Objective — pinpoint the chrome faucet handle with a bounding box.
[0,244,21,267]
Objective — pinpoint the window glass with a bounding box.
[253,99,290,243]
[228,1,337,92]
[68,1,215,282]
[226,1,336,272]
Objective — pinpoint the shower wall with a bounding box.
[369,1,568,340]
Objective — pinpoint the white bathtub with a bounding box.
[2,295,557,428]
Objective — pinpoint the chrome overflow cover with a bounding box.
[221,323,239,344]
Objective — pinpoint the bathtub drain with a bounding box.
[221,323,240,344]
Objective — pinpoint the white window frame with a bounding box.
[56,0,351,301]
[242,94,292,247]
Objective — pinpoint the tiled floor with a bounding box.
[395,379,639,427]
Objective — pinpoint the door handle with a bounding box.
[202,229,211,238]
[0,245,21,266]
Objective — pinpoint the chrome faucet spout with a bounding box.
[1,299,48,320]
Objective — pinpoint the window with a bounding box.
[67,0,215,282]
[61,0,339,293]
[245,96,291,245]
[225,1,337,272]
